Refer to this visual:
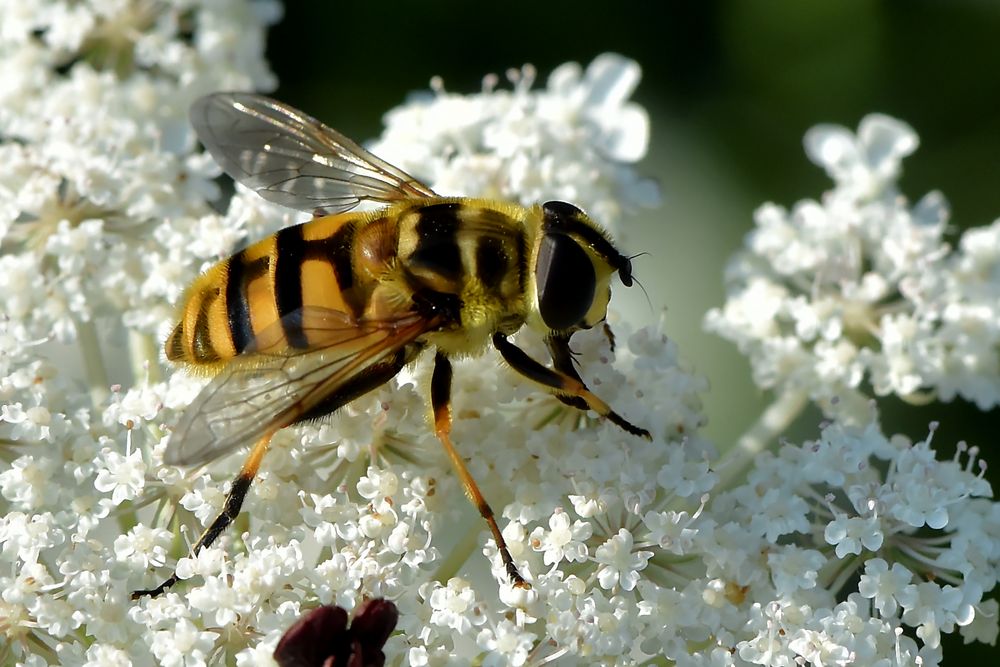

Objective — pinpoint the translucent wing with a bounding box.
[191,92,436,215]
[165,306,436,467]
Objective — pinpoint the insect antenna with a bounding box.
[626,252,653,313]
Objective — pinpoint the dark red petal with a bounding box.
[350,599,398,650]
[347,639,385,667]
[274,606,350,667]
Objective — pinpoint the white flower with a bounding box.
[1,8,997,663]
[187,575,244,628]
[960,598,1000,645]
[299,491,358,547]
[476,619,536,667]
[594,528,653,592]
[804,113,918,199]
[179,475,228,526]
[898,581,975,649]
[81,644,132,667]
[93,440,146,505]
[370,52,658,228]
[104,384,164,428]
[824,513,884,558]
[707,113,1000,418]
[726,418,997,663]
[0,455,60,510]
[641,507,700,555]
[113,524,170,571]
[151,618,219,667]
[767,547,826,595]
[427,578,484,635]
[858,558,913,617]
[357,465,399,509]
[529,508,592,566]
[787,628,853,667]
[1,401,63,442]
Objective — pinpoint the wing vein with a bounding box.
[190,92,437,215]
[165,308,436,467]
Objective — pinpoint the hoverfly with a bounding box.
[132,92,650,598]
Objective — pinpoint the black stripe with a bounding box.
[302,221,360,316]
[245,256,270,282]
[225,253,253,354]
[410,203,462,280]
[329,222,356,293]
[304,221,356,292]
[574,223,622,267]
[475,235,508,292]
[274,224,308,348]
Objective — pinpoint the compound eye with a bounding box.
[535,233,596,331]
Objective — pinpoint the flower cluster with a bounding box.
[1,3,998,664]
[705,114,1000,419]
[729,418,997,663]
[0,0,283,341]
[369,52,660,229]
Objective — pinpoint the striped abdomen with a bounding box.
[166,212,394,365]
[166,198,529,366]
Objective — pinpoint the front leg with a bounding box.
[545,333,588,413]
[493,333,650,439]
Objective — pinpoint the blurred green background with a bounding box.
[269,2,999,659]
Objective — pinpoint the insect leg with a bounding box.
[495,333,651,439]
[544,333,589,413]
[131,430,274,599]
[601,322,617,352]
[431,352,529,588]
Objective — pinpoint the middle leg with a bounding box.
[431,352,529,588]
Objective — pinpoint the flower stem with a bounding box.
[129,330,161,384]
[431,516,481,584]
[75,317,109,407]
[716,389,809,489]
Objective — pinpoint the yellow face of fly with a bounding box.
[529,200,632,335]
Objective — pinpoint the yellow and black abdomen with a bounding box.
[166,213,380,366]
[166,198,532,366]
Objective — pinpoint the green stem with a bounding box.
[431,516,481,584]
[128,330,162,384]
[716,389,809,489]
[75,317,110,407]
[827,553,863,596]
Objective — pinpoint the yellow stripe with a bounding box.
[301,258,350,312]
[183,289,205,361]
[239,237,281,346]
[301,213,355,242]
[206,286,236,358]
[247,274,280,343]
[165,323,184,361]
